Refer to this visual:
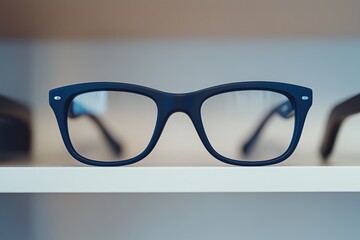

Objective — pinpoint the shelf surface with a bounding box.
[1,166,360,193]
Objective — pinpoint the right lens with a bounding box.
[201,90,295,162]
[67,91,157,162]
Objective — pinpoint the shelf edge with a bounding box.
[1,166,359,193]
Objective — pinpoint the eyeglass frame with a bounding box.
[0,95,32,157]
[320,93,360,160]
[49,81,312,167]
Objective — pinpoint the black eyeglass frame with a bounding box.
[320,94,360,160]
[0,95,31,157]
[49,81,312,166]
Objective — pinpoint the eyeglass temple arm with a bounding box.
[68,102,122,156]
[242,100,294,156]
[0,95,31,123]
[320,94,360,160]
[0,95,32,153]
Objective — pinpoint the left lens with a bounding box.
[67,91,157,162]
[201,90,295,162]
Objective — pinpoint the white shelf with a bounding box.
[1,166,360,193]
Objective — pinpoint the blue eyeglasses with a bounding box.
[49,82,312,166]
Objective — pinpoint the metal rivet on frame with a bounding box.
[301,96,309,101]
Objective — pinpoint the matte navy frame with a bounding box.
[49,82,312,166]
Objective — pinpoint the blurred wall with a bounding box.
[31,193,360,240]
[1,0,360,38]
[0,42,31,104]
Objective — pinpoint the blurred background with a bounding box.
[1,0,360,239]
[1,0,360,166]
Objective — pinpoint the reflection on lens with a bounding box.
[201,90,294,161]
[68,91,157,162]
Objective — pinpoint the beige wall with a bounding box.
[1,0,360,38]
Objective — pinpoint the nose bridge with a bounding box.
[164,93,193,115]
[159,93,202,141]
[157,92,201,133]
[160,93,192,116]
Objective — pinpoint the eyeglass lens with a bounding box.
[201,90,295,161]
[67,90,295,162]
[68,91,157,162]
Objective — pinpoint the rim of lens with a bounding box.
[200,90,295,162]
[66,91,158,162]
